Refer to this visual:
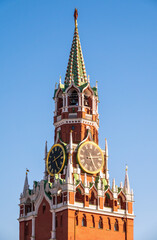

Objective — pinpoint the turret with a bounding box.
[23,170,29,196]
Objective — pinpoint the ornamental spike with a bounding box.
[123,165,131,194]
[23,170,29,195]
[112,178,116,192]
[59,76,61,84]
[84,173,88,187]
[44,141,48,180]
[105,138,109,180]
[74,8,78,27]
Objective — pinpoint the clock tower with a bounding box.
[18,9,134,240]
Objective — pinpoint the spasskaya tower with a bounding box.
[18,9,134,240]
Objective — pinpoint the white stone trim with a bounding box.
[54,118,99,130]
[35,181,52,214]
[54,204,135,219]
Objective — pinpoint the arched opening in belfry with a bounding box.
[84,89,92,107]
[118,193,126,210]
[69,90,78,106]
[25,198,32,215]
[57,91,63,115]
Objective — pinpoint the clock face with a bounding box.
[47,144,65,176]
[77,141,104,174]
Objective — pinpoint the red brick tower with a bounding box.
[18,9,134,240]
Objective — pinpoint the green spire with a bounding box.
[64,9,87,87]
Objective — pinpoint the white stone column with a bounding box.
[31,217,35,240]
[92,96,95,114]
[63,95,65,107]
[78,93,81,111]
[65,94,68,112]
[54,98,58,116]
[82,93,85,111]
[50,211,56,240]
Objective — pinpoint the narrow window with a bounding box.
[104,193,110,207]
[91,215,95,228]
[82,214,87,227]
[75,211,79,226]
[98,217,103,229]
[76,215,78,226]
[114,219,119,231]
[123,220,126,232]
[107,218,111,230]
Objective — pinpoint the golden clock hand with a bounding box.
[55,161,60,170]
[90,153,97,169]
[52,154,62,162]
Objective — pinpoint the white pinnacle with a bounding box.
[123,165,131,194]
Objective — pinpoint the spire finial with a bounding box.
[74,8,78,27]
[26,168,29,175]
[123,165,130,194]
[59,76,61,84]
[126,164,128,172]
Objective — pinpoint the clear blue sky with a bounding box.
[0,0,157,239]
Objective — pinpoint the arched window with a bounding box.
[107,218,111,230]
[114,219,119,231]
[118,195,125,210]
[82,214,87,227]
[91,215,95,228]
[75,188,84,203]
[25,198,32,214]
[98,217,103,229]
[57,192,62,204]
[89,191,97,205]
[84,94,89,106]
[104,193,110,207]
[123,220,126,232]
[69,90,78,105]
[75,211,79,226]
[76,215,78,226]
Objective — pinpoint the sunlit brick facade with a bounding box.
[18,9,134,240]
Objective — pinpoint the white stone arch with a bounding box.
[54,87,64,98]
[35,182,52,214]
[65,83,80,94]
